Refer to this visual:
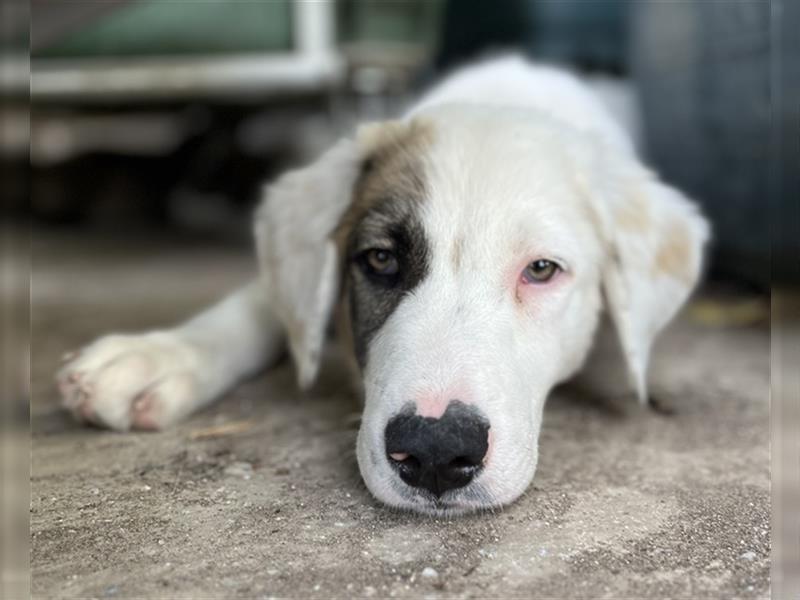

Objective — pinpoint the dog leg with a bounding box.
[56,280,284,431]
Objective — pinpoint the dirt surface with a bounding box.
[31,230,770,599]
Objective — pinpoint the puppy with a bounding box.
[57,56,709,515]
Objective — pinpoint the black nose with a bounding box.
[384,401,490,497]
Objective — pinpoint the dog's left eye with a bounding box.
[522,259,560,283]
[363,249,399,276]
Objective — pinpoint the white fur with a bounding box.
[358,105,608,512]
[58,56,708,514]
[253,138,362,389]
[411,56,634,153]
[57,282,283,430]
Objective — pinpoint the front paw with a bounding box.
[56,332,202,431]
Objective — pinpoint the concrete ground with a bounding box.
[31,230,770,599]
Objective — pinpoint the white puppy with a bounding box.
[57,57,709,515]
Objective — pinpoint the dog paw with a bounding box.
[56,332,202,431]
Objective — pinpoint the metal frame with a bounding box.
[30,2,343,102]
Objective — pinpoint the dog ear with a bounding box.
[254,123,407,389]
[254,138,361,389]
[589,150,710,404]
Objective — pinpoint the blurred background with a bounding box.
[2,1,798,597]
[3,0,792,285]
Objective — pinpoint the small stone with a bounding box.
[421,567,439,579]
[364,585,377,596]
[740,551,757,561]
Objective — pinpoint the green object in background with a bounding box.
[34,0,293,58]
[337,0,444,47]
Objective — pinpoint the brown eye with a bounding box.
[522,259,559,283]
[364,249,399,276]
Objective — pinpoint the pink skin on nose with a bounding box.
[389,393,450,462]
[408,395,494,468]
[415,396,451,419]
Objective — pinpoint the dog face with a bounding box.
[256,104,708,515]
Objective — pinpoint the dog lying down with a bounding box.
[57,56,709,515]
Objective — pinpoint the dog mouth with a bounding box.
[390,479,497,515]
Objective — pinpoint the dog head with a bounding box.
[255,104,709,515]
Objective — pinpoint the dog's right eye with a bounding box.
[521,259,560,284]
[362,249,399,277]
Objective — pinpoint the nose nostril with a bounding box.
[448,456,477,470]
[388,453,422,487]
[441,456,480,490]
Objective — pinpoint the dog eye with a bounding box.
[522,259,559,283]
[363,249,399,276]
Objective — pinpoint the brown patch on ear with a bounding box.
[616,192,651,232]
[333,117,433,252]
[653,220,692,284]
[356,120,413,154]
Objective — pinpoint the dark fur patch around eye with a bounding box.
[333,120,433,368]
[346,212,430,367]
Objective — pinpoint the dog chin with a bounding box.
[359,461,533,516]
[369,481,503,516]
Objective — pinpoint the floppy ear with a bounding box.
[254,138,364,389]
[254,123,405,389]
[594,153,710,404]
